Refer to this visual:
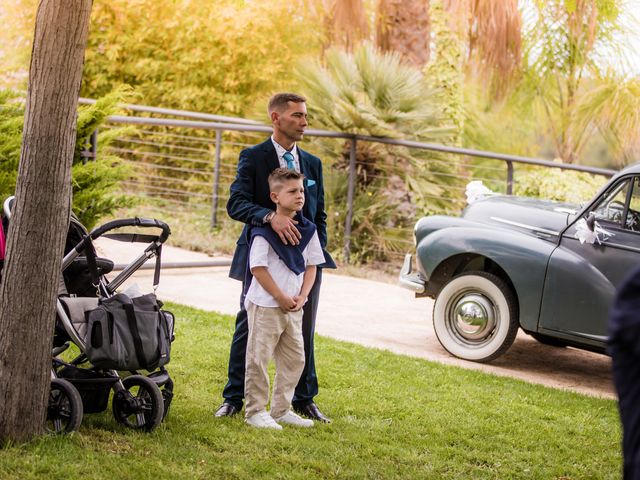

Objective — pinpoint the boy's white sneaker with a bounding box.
[245,411,282,430]
[272,410,314,427]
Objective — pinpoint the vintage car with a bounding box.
[399,163,640,362]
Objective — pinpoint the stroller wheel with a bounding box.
[112,375,163,432]
[47,378,83,434]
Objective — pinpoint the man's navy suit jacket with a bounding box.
[227,138,336,281]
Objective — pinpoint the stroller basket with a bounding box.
[56,364,118,414]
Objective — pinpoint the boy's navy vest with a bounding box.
[243,213,317,294]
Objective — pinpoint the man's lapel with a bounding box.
[298,147,309,181]
[297,148,314,220]
[261,138,280,172]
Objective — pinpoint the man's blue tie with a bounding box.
[283,151,295,170]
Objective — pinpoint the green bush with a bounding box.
[0,91,22,198]
[325,169,412,264]
[0,88,133,229]
[513,168,607,204]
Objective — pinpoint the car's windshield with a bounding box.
[590,177,640,232]
[627,178,640,231]
[591,179,629,226]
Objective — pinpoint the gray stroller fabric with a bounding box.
[58,296,100,340]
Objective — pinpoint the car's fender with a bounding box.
[416,219,558,332]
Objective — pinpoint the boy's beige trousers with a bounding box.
[244,302,305,418]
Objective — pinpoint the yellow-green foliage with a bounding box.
[0,0,33,88]
[514,168,607,204]
[0,91,22,196]
[81,1,324,117]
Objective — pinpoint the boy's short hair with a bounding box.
[268,168,305,192]
[268,93,306,114]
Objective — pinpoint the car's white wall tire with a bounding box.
[433,271,518,362]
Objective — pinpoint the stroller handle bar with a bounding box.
[75,218,171,253]
[91,217,171,241]
[3,197,171,247]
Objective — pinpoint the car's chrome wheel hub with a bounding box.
[450,293,496,341]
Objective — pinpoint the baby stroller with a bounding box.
[2,196,175,434]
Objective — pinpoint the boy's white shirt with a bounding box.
[244,231,324,309]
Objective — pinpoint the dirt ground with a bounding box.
[97,238,615,400]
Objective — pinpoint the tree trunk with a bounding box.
[0,0,92,443]
[376,0,431,67]
[421,0,468,212]
[425,0,466,145]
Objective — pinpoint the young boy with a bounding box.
[243,168,325,429]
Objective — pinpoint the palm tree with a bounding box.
[296,43,455,261]
[376,0,431,67]
[299,45,446,134]
[459,0,638,169]
[467,0,522,98]
[577,73,640,166]
[523,0,632,164]
[427,0,523,144]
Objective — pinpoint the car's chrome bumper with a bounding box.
[398,254,426,294]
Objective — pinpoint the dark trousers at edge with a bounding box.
[222,269,323,408]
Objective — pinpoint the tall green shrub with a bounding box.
[0,91,22,197]
[0,89,132,229]
[513,168,606,204]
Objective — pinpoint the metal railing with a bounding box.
[92,100,617,264]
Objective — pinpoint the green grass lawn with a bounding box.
[0,303,621,479]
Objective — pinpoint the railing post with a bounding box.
[90,129,98,160]
[344,137,357,263]
[81,128,98,164]
[506,160,514,195]
[211,129,222,228]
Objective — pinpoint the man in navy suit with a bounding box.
[215,93,336,422]
[610,267,640,479]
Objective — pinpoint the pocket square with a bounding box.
[306,179,316,187]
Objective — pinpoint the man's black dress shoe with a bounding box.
[214,403,240,417]
[293,402,331,423]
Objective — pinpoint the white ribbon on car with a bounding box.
[465,181,495,205]
[574,218,615,245]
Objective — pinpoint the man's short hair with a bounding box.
[268,167,305,192]
[268,93,306,114]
